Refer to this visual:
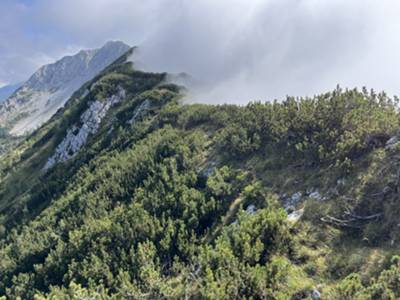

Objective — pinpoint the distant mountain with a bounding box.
[0,83,22,103]
[0,41,130,135]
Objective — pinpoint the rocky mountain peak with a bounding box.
[0,41,130,135]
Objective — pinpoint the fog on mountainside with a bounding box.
[128,0,400,104]
[3,1,400,104]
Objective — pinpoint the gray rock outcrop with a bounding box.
[44,87,125,169]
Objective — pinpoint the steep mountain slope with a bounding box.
[1,50,400,299]
[0,41,130,136]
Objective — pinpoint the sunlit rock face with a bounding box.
[0,41,130,135]
[44,87,126,170]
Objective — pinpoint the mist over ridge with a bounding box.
[2,0,400,104]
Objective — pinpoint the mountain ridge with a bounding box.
[0,45,400,298]
[0,41,131,136]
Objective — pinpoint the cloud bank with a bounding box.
[1,0,400,103]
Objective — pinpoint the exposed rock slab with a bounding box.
[128,99,151,125]
[44,87,125,169]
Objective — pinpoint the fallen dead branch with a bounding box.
[321,207,382,228]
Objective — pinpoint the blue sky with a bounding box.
[2,0,400,103]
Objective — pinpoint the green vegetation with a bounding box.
[0,54,400,299]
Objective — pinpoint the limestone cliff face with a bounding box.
[0,41,130,135]
[44,87,126,169]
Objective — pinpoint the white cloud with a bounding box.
[134,0,378,103]
[1,0,400,103]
